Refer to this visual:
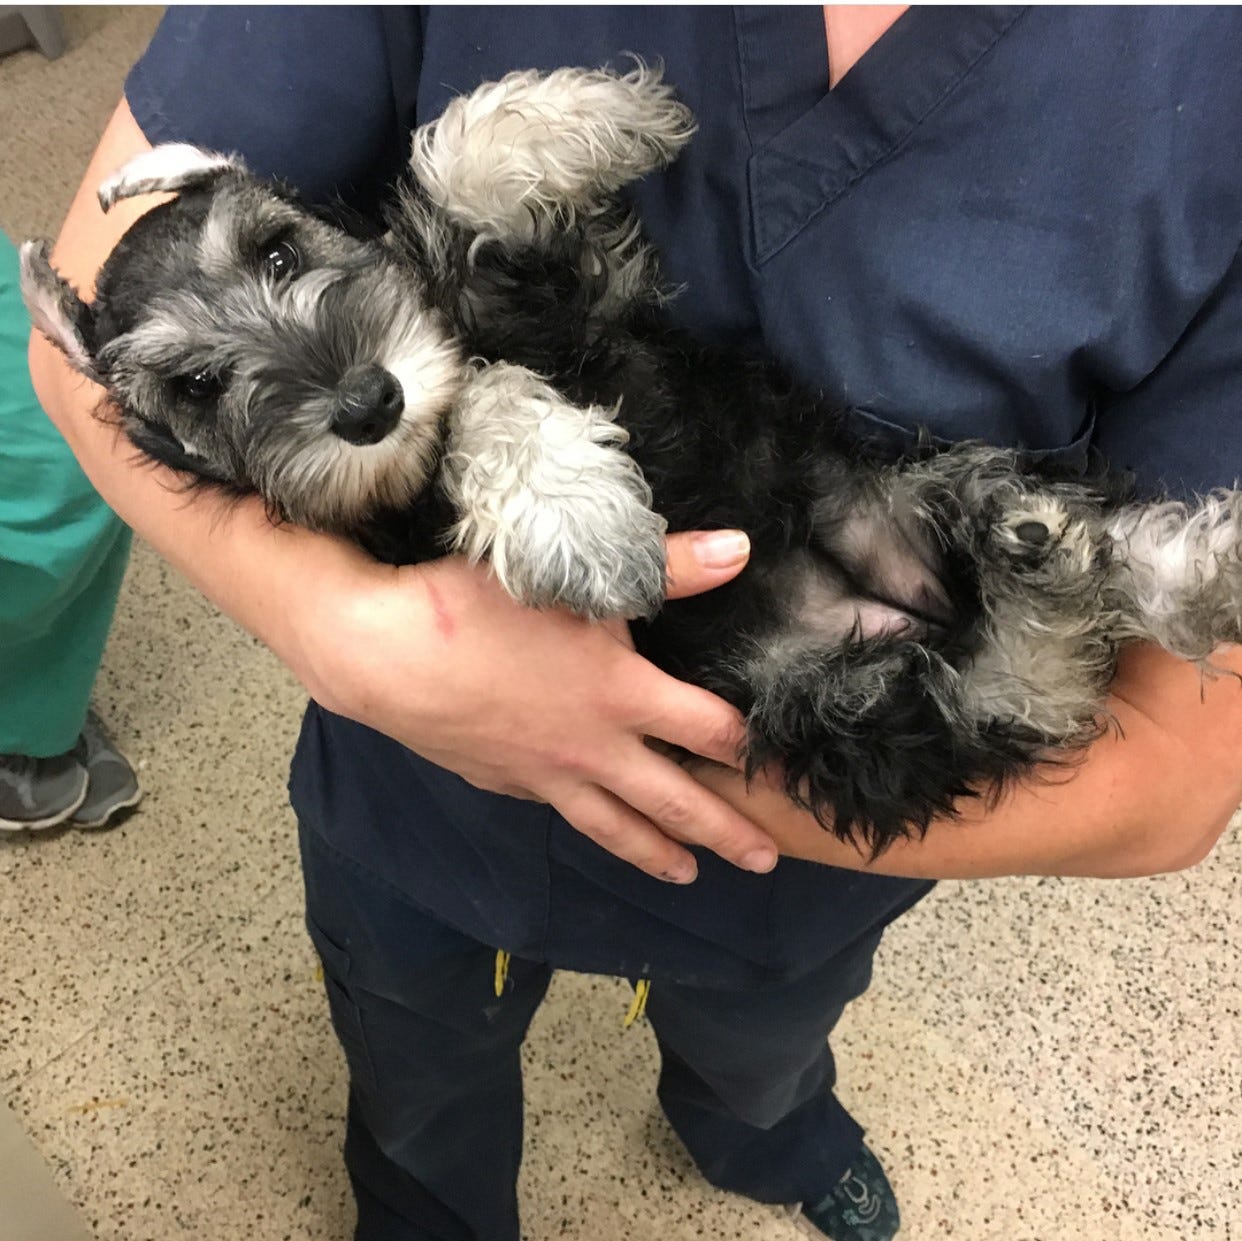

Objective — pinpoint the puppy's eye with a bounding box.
[175,370,223,401]
[259,239,300,281]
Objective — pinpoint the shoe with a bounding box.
[791,1145,901,1241]
[69,710,142,828]
[0,751,88,830]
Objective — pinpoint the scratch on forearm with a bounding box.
[423,578,456,640]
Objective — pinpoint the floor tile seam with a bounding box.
[9,935,211,1099]
[13,869,292,1093]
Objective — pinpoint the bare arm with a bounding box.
[698,641,1242,879]
[29,98,781,885]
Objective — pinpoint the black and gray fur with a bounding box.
[22,67,1242,852]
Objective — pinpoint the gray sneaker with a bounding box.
[0,751,89,830]
[70,711,142,828]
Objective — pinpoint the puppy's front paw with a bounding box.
[480,453,668,621]
[445,363,669,620]
[526,502,668,622]
[410,65,695,244]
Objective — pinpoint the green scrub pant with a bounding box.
[0,233,131,757]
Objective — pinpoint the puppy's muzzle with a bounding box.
[331,365,405,446]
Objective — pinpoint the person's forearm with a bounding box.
[25,98,389,695]
[698,642,1242,880]
[29,330,375,679]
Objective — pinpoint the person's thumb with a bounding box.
[664,530,751,600]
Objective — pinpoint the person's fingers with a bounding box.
[478,780,544,801]
[629,670,750,769]
[664,529,751,600]
[607,747,778,874]
[552,784,700,883]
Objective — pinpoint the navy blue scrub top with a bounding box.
[127,7,1242,984]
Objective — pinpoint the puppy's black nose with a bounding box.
[331,365,404,446]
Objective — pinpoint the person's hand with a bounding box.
[290,529,780,884]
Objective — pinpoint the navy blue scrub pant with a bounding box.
[301,824,880,1241]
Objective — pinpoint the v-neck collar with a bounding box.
[737,5,1027,264]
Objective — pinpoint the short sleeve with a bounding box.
[1094,242,1242,500]
[124,6,422,216]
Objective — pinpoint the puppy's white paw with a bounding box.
[444,364,668,620]
[493,485,668,621]
[996,501,1069,555]
[410,64,696,244]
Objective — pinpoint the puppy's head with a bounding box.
[22,145,467,532]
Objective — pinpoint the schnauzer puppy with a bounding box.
[22,66,1242,852]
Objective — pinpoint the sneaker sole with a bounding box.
[0,773,90,832]
[71,786,143,830]
[788,1211,900,1240]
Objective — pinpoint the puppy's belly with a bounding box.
[792,551,937,644]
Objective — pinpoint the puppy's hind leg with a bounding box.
[443,362,668,621]
[410,66,695,246]
[741,637,1025,854]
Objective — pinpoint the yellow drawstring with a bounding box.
[493,951,650,1027]
[623,978,651,1028]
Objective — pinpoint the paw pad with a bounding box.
[1013,520,1050,546]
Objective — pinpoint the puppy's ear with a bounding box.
[18,240,100,382]
[97,144,246,212]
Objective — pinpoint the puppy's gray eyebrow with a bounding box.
[197,193,246,277]
[198,191,313,279]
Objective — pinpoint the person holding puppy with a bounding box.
[29,8,1242,1241]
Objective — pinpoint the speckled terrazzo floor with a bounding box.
[1,9,1239,1241]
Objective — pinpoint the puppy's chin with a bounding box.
[269,317,465,532]
[267,409,445,535]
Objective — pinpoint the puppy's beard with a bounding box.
[276,417,439,530]
[267,318,465,531]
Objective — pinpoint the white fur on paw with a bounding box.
[444,363,668,620]
[410,65,696,244]
[1106,491,1242,657]
[999,502,1068,550]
